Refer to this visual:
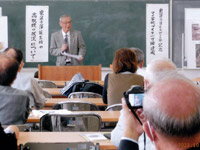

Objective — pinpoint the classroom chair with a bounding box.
[105,103,122,111]
[54,101,99,111]
[103,103,122,130]
[40,112,102,132]
[68,92,102,98]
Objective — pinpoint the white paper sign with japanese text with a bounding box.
[26,5,49,62]
[146,4,169,64]
[0,16,8,52]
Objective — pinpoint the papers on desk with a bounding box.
[81,133,107,141]
[31,110,72,117]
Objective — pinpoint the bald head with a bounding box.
[145,58,177,87]
[144,74,200,137]
[0,53,19,86]
[4,48,16,59]
[4,47,23,64]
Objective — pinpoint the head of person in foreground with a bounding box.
[145,74,200,149]
[0,53,19,86]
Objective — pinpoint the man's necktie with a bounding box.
[64,34,71,63]
[64,34,69,53]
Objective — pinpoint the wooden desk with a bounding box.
[38,64,102,81]
[53,80,104,88]
[27,111,120,123]
[18,132,117,150]
[45,98,107,107]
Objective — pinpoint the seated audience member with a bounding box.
[0,123,19,150]
[111,58,177,149]
[4,48,46,109]
[119,74,200,150]
[0,53,30,125]
[34,71,38,78]
[102,48,144,106]
[129,47,145,76]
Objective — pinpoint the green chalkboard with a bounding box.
[0,0,169,67]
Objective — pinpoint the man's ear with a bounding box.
[59,21,62,27]
[18,61,24,72]
[139,60,144,68]
[143,122,157,142]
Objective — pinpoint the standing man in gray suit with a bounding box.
[50,14,86,66]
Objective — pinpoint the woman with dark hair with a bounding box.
[102,48,144,106]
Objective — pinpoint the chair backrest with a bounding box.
[104,104,122,128]
[20,142,99,150]
[38,80,57,88]
[105,104,122,111]
[40,112,102,132]
[38,64,102,81]
[57,101,99,111]
[68,92,102,98]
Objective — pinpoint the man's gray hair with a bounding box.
[145,57,177,85]
[144,74,200,137]
[59,14,71,22]
[129,47,144,64]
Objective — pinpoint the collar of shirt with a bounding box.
[62,30,70,49]
[120,71,134,74]
[62,30,70,39]
[121,137,138,144]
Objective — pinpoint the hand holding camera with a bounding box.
[124,85,145,125]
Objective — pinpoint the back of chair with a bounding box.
[68,92,102,98]
[103,104,122,128]
[20,142,98,150]
[105,104,122,111]
[38,64,102,81]
[40,112,102,132]
[57,101,99,111]
[38,80,57,88]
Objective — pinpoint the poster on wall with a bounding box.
[0,16,8,52]
[185,8,200,69]
[26,5,49,62]
[0,7,2,16]
[146,4,169,64]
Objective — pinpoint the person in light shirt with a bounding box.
[111,57,177,150]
